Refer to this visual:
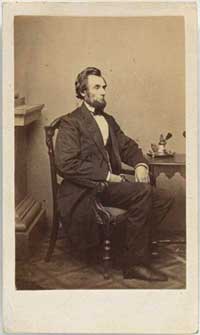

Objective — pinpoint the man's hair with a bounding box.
[75,67,102,100]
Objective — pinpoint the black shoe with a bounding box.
[123,265,168,281]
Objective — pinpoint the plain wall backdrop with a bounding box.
[14,16,185,233]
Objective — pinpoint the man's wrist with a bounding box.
[108,173,123,183]
[135,163,149,171]
[106,171,111,181]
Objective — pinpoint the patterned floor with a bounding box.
[16,236,186,290]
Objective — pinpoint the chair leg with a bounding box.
[45,217,59,262]
[102,220,112,279]
[103,238,111,279]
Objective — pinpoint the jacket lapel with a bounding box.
[103,113,122,170]
[80,103,109,163]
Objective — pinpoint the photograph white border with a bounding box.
[2,1,198,333]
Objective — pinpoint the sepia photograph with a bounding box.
[14,14,186,290]
[3,1,198,333]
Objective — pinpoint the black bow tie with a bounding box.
[93,109,103,116]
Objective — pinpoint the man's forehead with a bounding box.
[87,75,106,86]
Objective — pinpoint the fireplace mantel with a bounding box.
[15,103,44,126]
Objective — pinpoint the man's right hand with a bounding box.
[108,173,123,183]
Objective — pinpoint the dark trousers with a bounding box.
[99,182,174,268]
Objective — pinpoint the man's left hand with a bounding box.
[135,165,150,183]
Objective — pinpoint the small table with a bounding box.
[146,153,186,244]
[147,153,186,182]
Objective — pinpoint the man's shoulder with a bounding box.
[61,106,82,122]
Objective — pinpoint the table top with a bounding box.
[146,153,185,166]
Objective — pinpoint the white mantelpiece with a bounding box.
[15,103,44,126]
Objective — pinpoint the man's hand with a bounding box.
[135,165,150,183]
[109,173,123,183]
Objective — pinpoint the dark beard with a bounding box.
[85,98,107,111]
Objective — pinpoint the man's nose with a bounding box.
[100,87,105,95]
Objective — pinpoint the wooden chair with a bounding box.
[44,116,132,279]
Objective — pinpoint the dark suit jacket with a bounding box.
[55,103,148,249]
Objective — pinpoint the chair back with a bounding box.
[45,117,62,217]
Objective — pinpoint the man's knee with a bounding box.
[140,183,153,199]
[129,182,153,209]
[152,187,175,210]
[142,183,152,192]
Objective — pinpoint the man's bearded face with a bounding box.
[82,75,107,110]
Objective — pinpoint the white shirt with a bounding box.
[84,102,111,180]
[84,102,109,146]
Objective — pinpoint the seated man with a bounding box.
[55,67,174,281]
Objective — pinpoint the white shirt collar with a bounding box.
[84,101,95,113]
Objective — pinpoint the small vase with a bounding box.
[158,144,166,154]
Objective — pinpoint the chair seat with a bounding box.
[105,207,126,217]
